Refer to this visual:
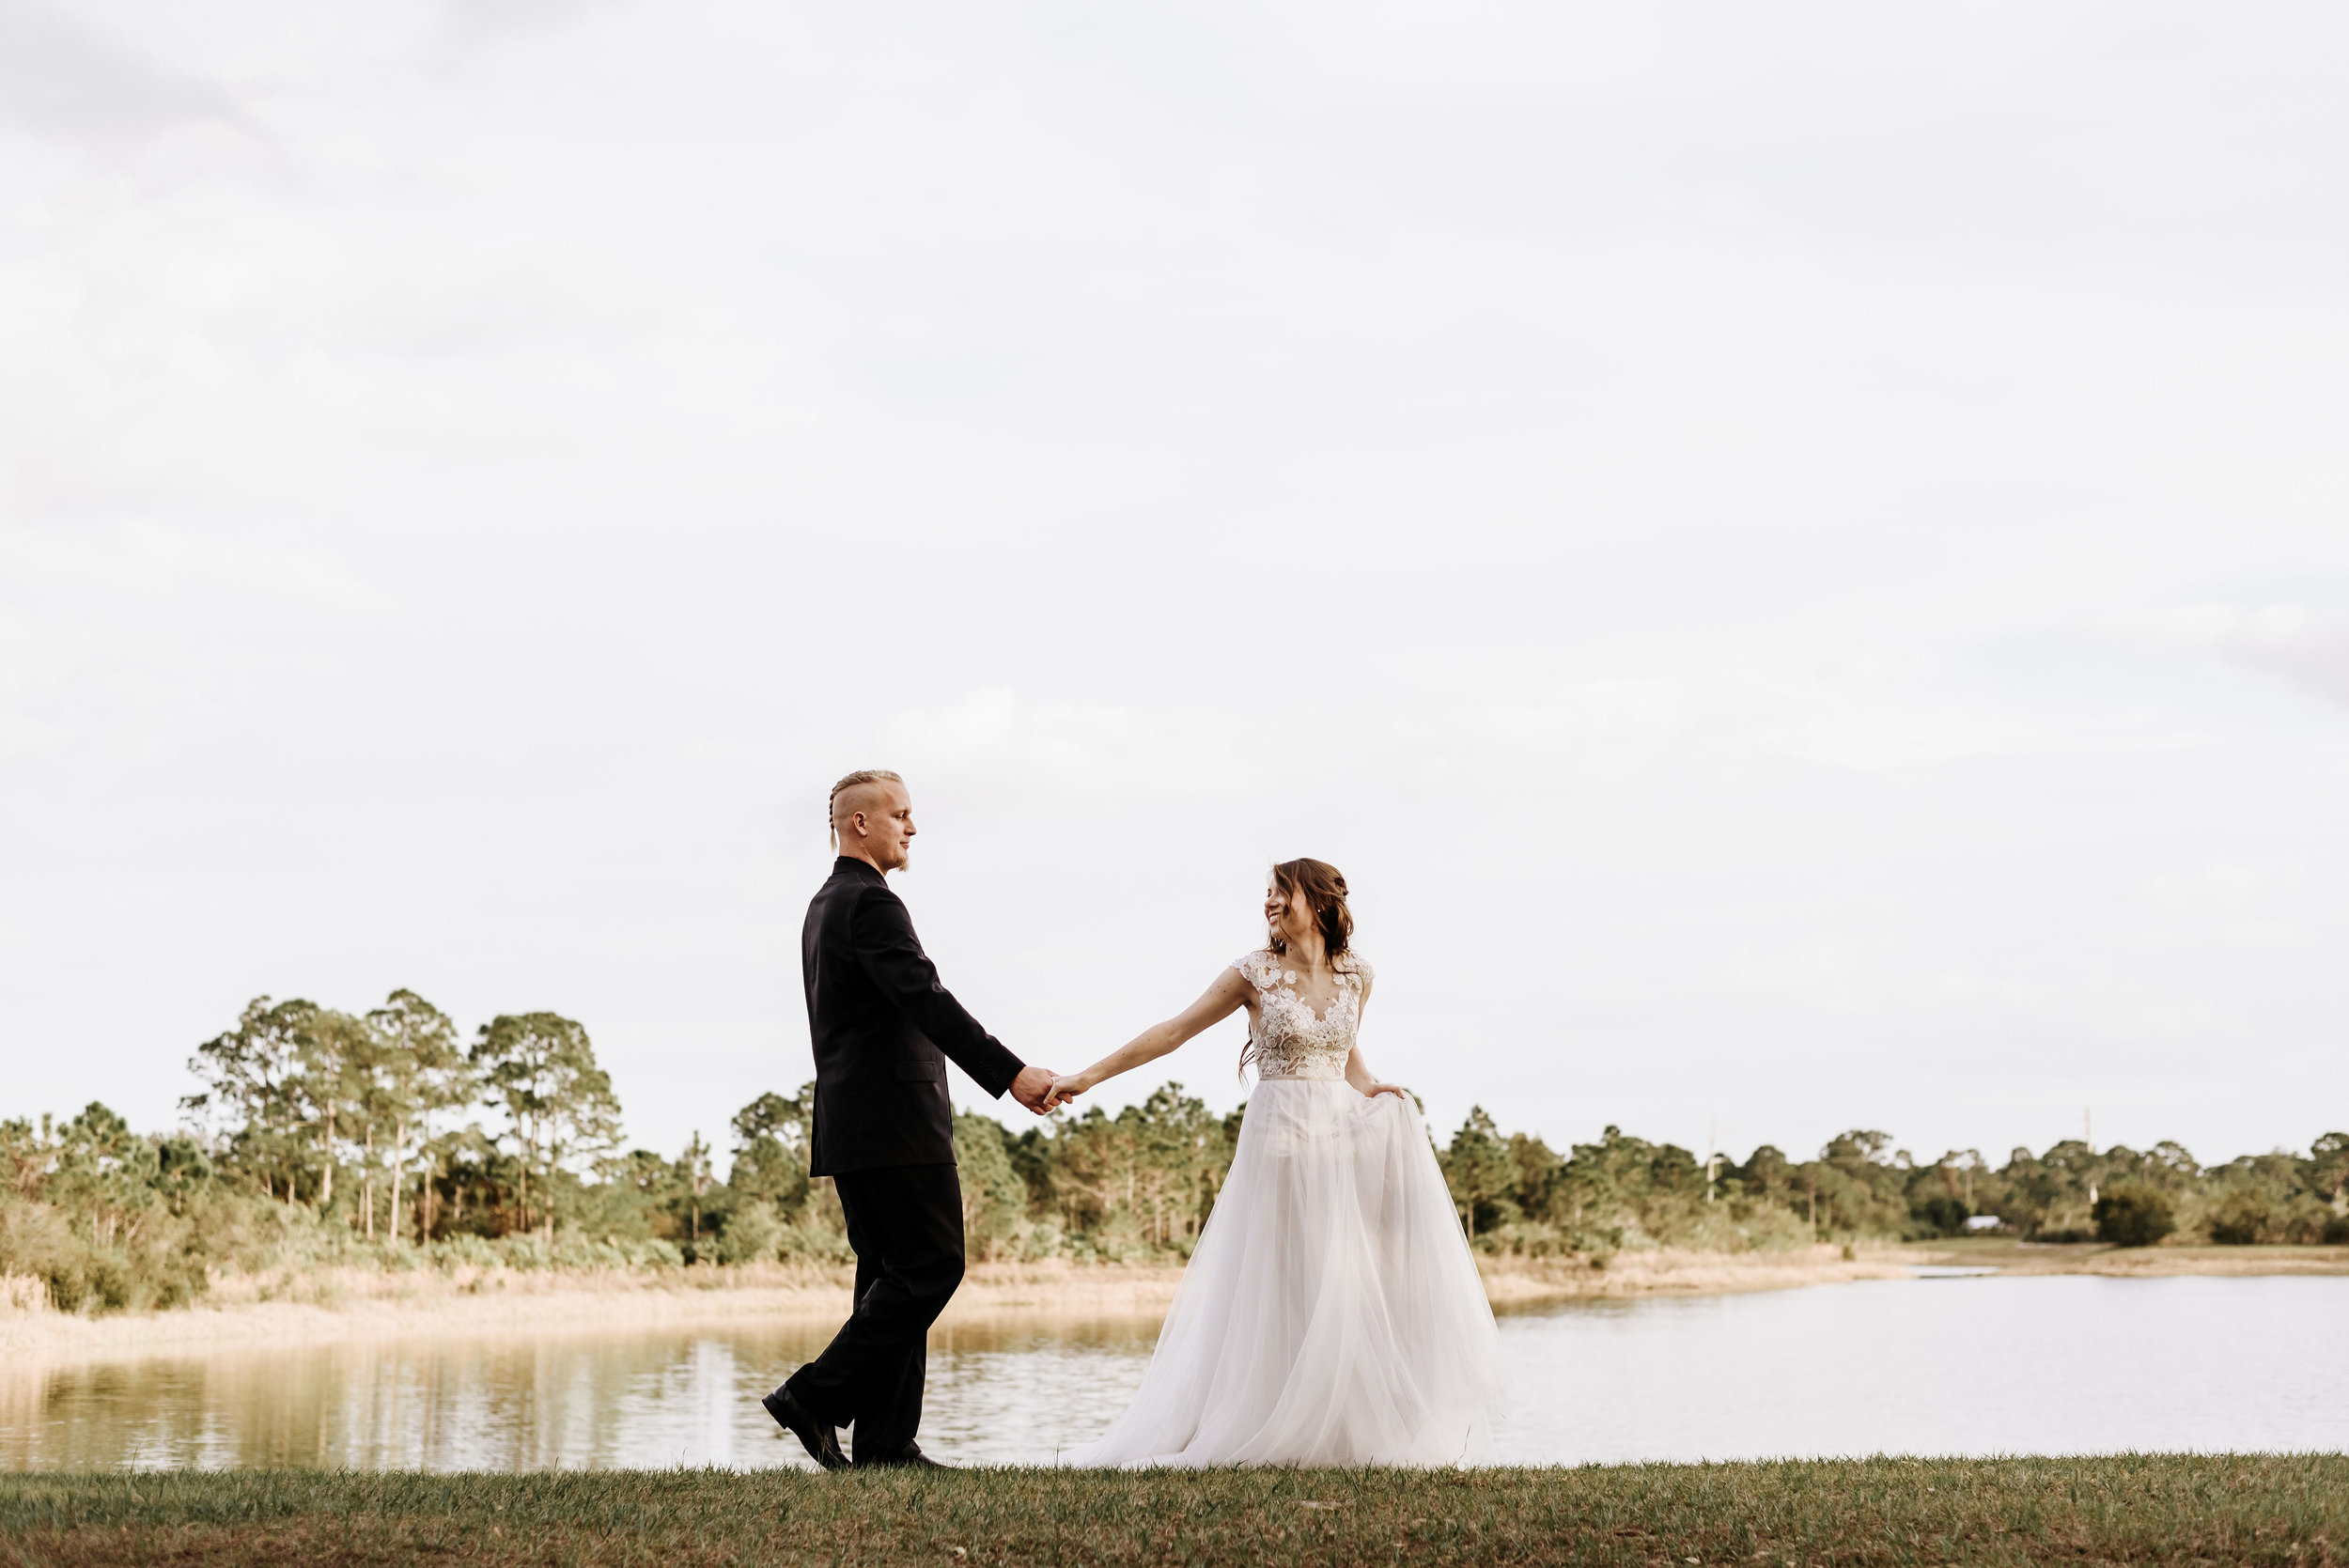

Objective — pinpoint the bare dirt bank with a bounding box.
[1479,1244,1912,1306]
[8,1241,2341,1368]
[1906,1239,2349,1278]
[0,1248,1896,1366]
[0,1261,1185,1366]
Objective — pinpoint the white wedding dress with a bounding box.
[1060,950,1507,1468]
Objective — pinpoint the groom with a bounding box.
[762,768,1061,1469]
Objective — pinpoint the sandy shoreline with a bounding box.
[0,1249,1885,1366]
[1480,1245,1913,1305]
[6,1242,2341,1369]
[0,1262,1181,1366]
[1907,1239,2349,1279]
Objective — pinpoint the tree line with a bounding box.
[1437,1114,2349,1256]
[4,987,2345,1313]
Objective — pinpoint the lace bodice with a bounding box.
[1233,950,1373,1080]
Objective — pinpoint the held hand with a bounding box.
[1009,1064,1060,1114]
[1043,1074,1086,1110]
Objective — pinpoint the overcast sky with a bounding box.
[4,1,2346,1174]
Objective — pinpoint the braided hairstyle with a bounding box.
[827,768,904,850]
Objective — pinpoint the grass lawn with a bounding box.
[2,1456,2342,1566]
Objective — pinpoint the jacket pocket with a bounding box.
[891,1059,944,1081]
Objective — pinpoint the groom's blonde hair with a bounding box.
[828,768,904,848]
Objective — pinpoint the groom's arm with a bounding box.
[849,885,1025,1099]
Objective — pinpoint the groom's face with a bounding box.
[854,780,917,872]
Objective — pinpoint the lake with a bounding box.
[6,1274,2344,1470]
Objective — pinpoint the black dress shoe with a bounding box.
[855,1445,951,1469]
[761,1385,848,1470]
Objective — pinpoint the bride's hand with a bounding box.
[1364,1081,1410,1102]
[1045,1074,1086,1110]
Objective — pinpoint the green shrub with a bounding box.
[1911,1194,1972,1237]
[773,1222,854,1265]
[0,1197,212,1313]
[2208,1189,2273,1245]
[953,1112,1030,1261]
[428,1234,503,1272]
[2092,1186,2176,1248]
[715,1201,786,1265]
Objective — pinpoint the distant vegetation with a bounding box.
[4,989,2346,1313]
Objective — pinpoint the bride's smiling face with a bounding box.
[1265,878,1316,950]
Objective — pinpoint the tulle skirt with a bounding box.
[1059,1078,1508,1468]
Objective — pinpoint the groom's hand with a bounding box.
[1009,1064,1059,1114]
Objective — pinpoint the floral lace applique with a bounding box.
[1232,950,1372,1080]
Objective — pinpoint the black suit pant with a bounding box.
[786,1162,964,1462]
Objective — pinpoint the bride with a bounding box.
[1046,858,1506,1467]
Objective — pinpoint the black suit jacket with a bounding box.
[801,857,1024,1176]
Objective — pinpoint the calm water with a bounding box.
[7,1275,2344,1470]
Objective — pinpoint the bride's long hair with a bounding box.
[1268,858,1355,967]
[1241,858,1360,1077]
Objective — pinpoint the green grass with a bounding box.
[1,1457,2342,1566]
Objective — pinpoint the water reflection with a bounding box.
[1,1315,1157,1472]
[6,1276,2345,1470]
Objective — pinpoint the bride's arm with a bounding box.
[1343,976,1410,1101]
[1050,969,1252,1104]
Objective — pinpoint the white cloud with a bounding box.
[884,690,1256,800]
[2149,600,2349,712]
[0,521,381,607]
[0,0,246,149]
[2,1,2347,1167]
